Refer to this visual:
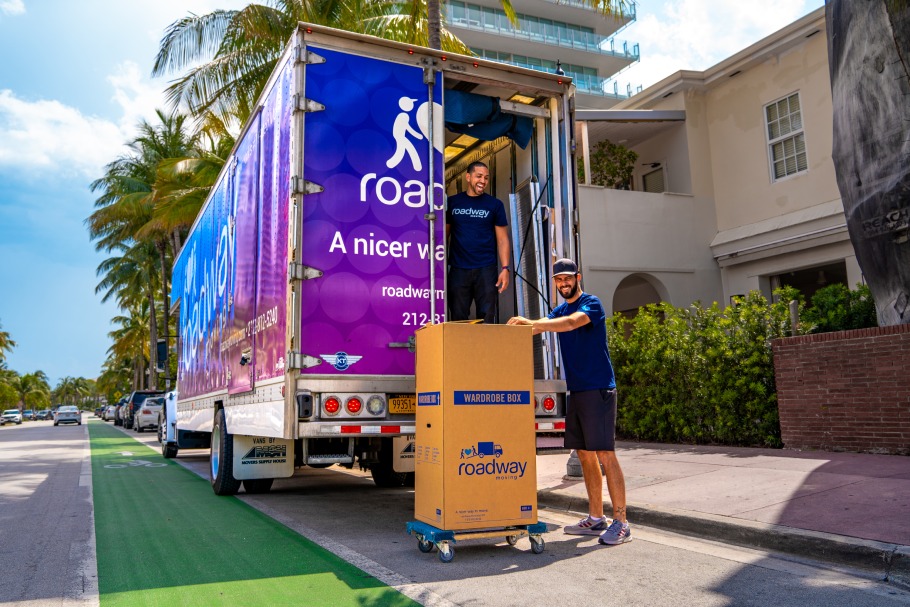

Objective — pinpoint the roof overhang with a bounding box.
[576,109,686,147]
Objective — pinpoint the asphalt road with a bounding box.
[0,418,96,606]
[3,419,910,607]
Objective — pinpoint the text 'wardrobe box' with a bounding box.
[414,322,537,530]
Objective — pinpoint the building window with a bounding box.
[642,168,664,193]
[765,92,807,181]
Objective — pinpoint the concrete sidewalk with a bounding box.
[535,440,910,589]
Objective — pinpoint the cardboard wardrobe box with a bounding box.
[414,322,537,531]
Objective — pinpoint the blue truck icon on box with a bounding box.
[461,442,503,459]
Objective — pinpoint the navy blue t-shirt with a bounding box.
[548,292,616,391]
[446,192,508,269]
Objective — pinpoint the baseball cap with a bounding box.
[552,258,578,276]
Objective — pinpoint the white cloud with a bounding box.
[107,61,168,133]
[0,61,168,178]
[0,0,25,17]
[614,0,823,92]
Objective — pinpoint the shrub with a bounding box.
[607,290,801,447]
[583,139,638,189]
[801,283,877,333]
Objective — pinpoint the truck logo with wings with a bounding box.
[320,352,362,371]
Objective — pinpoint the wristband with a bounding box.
[501,265,509,270]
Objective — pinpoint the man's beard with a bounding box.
[559,282,579,300]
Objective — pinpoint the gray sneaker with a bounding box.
[598,519,632,545]
[564,516,608,535]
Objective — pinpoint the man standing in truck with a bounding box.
[507,258,631,546]
[446,162,510,324]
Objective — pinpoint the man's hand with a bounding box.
[507,316,531,326]
[496,268,510,293]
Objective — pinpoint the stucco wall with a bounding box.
[577,186,723,314]
[706,31,840,231]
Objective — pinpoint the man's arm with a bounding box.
[507,311,591,335]
[495,224,510,293]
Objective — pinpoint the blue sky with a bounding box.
[0,0,823,386]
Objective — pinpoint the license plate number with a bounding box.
[388,394,416,414]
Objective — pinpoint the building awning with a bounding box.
[576,109,686,148]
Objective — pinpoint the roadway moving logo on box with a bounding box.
[458,442,528,479]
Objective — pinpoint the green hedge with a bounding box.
[606,290,801,448]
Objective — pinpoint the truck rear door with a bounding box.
[296,46,445,376]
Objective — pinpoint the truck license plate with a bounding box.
[389,394,416,414]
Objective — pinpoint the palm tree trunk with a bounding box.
[157,240,170,387]
[428,0,442,50]
[148,288,158,390]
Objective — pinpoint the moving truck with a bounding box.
[163,23,580,495]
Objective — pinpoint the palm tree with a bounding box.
[106,302,152,391]
[152,0,472,121]
[9,371,51,411]
[0,320,15,363]
[88,110,197,389]
[53,376,92,407]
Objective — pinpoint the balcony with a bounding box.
[446,2,639,74]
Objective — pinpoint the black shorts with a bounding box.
[564,388,617,452]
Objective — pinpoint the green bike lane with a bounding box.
[88,419,419,607]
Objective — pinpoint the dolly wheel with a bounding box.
[417,538,434,553]
[438,542,455,563]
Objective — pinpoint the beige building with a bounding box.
[574,7,860,316]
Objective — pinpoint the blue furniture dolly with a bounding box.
[406,520,549,563]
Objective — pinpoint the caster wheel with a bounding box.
[530,536,545,554]
[506,535,519,546]
[417,538,434,553]
[438,543,455,563]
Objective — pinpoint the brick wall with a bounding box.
[772,324,910,455]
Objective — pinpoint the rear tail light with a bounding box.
[542,396,556,412]
[366,395,385,416]
[141,409,151,415]
[324,396,340,415]
[346,397,362,415]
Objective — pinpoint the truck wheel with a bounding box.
[370,438,407,488]
[162,442,178,459]
[242,478,274,494]
[210,409,241,495]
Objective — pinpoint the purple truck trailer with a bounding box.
[163,24,579,495]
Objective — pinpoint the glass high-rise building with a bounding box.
[445,0,640,108]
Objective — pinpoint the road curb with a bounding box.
[538,488,910,591]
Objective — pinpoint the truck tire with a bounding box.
[210,409,241,496]
[242,478,274,494]
[370,438,407,488]
[158,415,178,459]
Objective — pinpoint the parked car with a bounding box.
[2,409,22,425]
[112,398,127,426]
[22,409,36,421]
[121,390,164,430]
[94,407,102,418]
[53,405,82,426]
[133,396,165,432]
[36,410,52,421]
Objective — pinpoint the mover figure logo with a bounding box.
[387,97,423,172]
[321,352,362,371]
[360,95,444,210]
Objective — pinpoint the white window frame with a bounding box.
[764,91,808,183]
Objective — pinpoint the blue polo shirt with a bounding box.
[548,292,616,391]
[446,192,508,269]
